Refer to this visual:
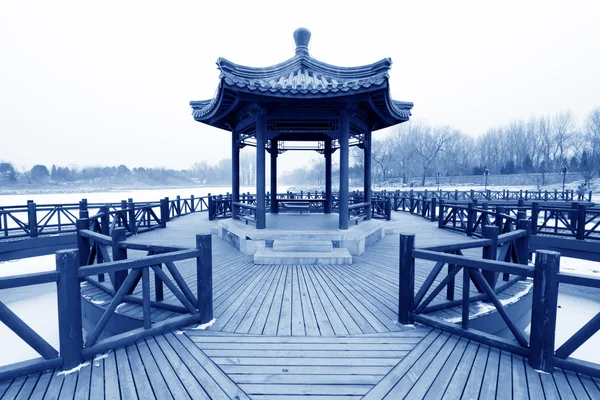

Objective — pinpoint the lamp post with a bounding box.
[483,167,490,191]
[561,165,569,193]
[437,172,440,191]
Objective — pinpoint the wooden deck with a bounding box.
[2,327,599,399]
[3,212,599,399]
[80,212,531,333]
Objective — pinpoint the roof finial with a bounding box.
[293,27,311,56]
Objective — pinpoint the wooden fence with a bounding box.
[398,226,600,378]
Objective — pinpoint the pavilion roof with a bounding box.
[190,28,413,131]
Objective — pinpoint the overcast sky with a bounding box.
[1,0,599,172]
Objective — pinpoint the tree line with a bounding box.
[2,107,598,188]
[367,107,600,186]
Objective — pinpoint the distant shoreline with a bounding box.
[0,183,226,196]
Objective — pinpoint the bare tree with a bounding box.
[413,125,456,185]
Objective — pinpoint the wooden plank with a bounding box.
[29,370,52,400]
[172,333,250,400]
[460,344,489,399]
[42,371,65,400]
[496,350,513,400]
[148,335,210,399]
[404,335,461,399]
[145,337,192,400]
[511,355,530,400]
[220,365,391,375]
[277,264,293,336]
[551,369,577,400]
[73,361,92,400]
[126,344,156,400]
[422,337,469,399]
[579,374,600,399]
[58,373,78,400]
[2,376,27,400]
[439,340,479,400]
[89,355,105,400]
[564,370,591,399]
[161,333,238,399]
[238,383,372,396]
[298,265,335,335]
[16,374,41,400]
[115,347,138,400]
[362,330,442,399]
[134,339,173,400]
[263,266,289,335]
[290,265,305,336]
[191,342,419,351]
[103,349,121,400]
[211,357,402,367]
[524,359,549,400]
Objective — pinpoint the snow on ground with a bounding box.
[0,290,58,367]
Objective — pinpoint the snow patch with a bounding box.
[115,303,126,313]
[57,362,90,376]
[94,352,110,361]
[175,330,184,335]
[534,369,550,375]
[445,280,533,323]
[191,318,216,330]
[91,299,108,305]
[80,282,88,287]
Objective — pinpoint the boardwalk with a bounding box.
[2,212,599,399]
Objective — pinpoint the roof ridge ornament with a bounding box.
[293,27,311,56]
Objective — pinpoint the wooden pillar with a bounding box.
[325,138,332,214]
[339,112,350,230]
[364,130,372,221]
[56,249,84,370]
[232,129,240,220]
[529,250,560,372]
[196,234,213,323]
[399,234,415,325]
[270,140,278,214]
[256,112,267,229]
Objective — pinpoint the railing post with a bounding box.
[76,218,90,266]
[197,234,213,323]
[438,200,445,228]
[495,206,504,232]
[164,197,170,222]
[398,234,415,325]
[176,195,181,216]
[466,202,474,236]
[569,202,579,234]
[120,200,128,228]
[56,249,84,370]
[190,194,195,213]
[385,197,392,221]
[409,190,414,214]
[100,204,110,236]
[127,199,136,234]
[208,195,214,221]
[27,200,38,238]
[111,227,128,291]
[78,199,88,219]
[531,202,539,235]
[529,250,560,372]
[576,204,586,240]
[482,225,499,289]
[430,197,437,222]
[160,198,168,228]
[516,219,532,270]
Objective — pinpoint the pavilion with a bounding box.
[190,28,413,230]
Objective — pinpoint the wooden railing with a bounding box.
[397,225,600,378]
[0,229,213,381]
[377,188,591,202]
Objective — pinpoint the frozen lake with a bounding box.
[0,186,598,367]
